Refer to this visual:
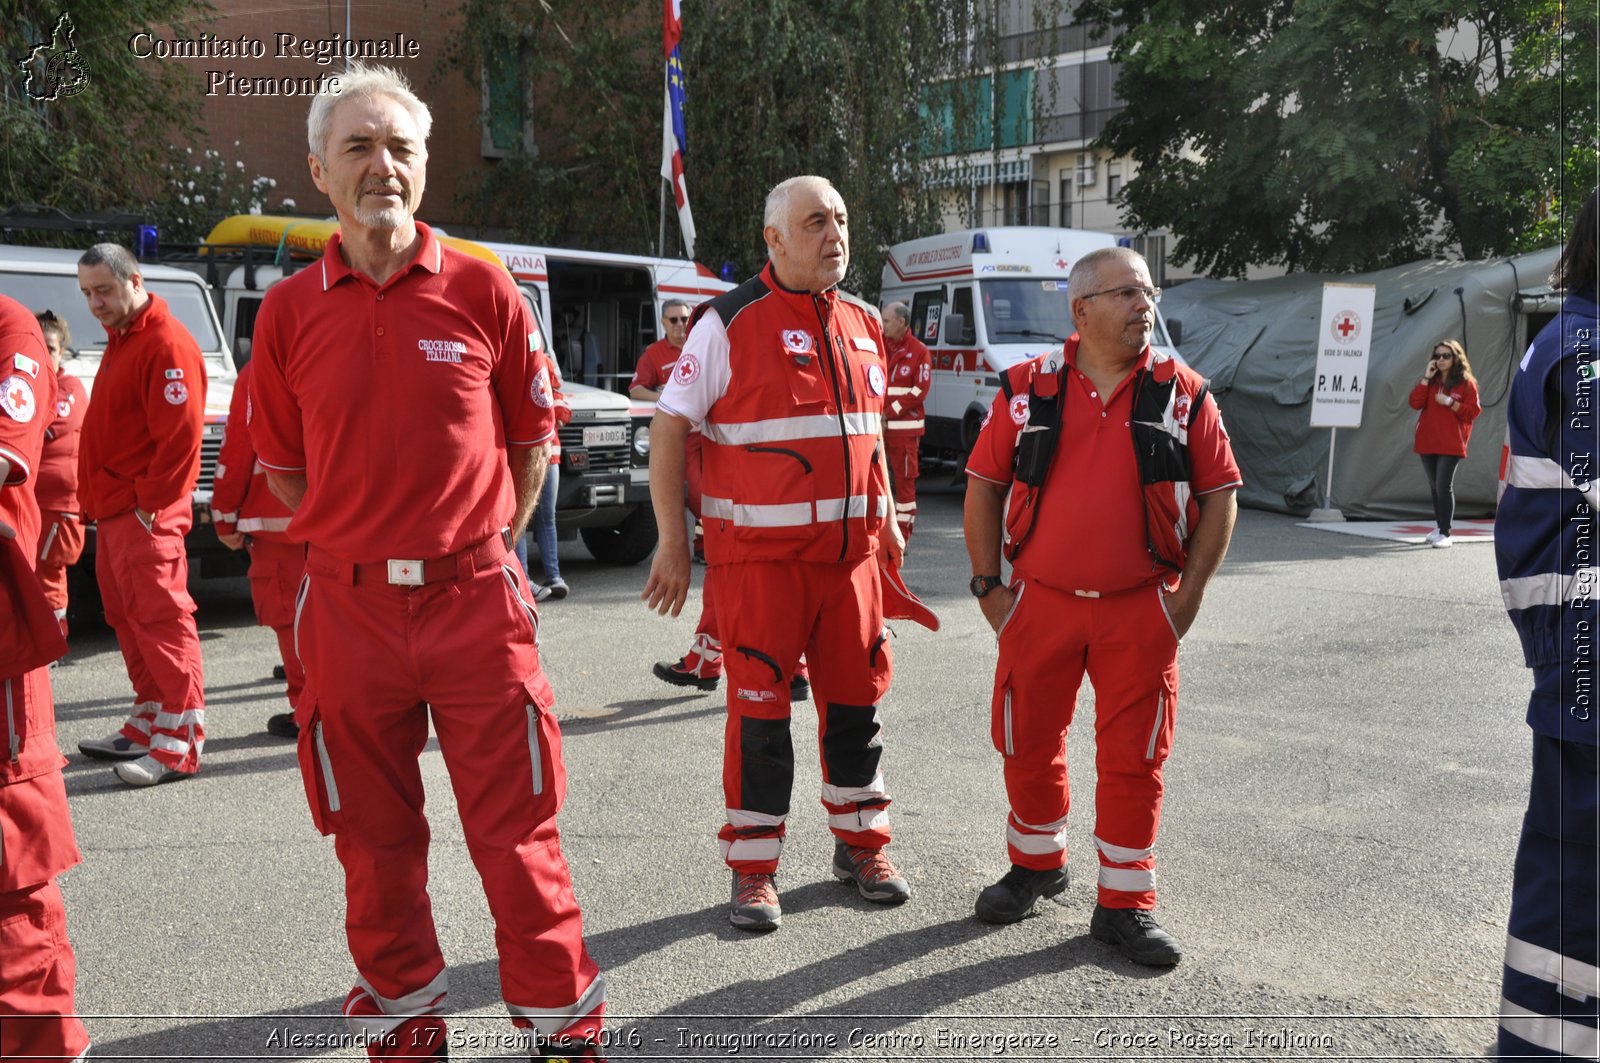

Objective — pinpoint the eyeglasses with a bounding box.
[664,316,689,325]
[1079,285,1161,305]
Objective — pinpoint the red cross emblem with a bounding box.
[1055,258,1068,270]
[1331,310,1362,343]
[399,565,413,578]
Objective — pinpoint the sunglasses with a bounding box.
[664,316,689,325]
[1432,352,1454,360]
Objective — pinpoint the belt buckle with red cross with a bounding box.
[387,559,425,586]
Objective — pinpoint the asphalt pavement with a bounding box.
[48,486,1525,1061]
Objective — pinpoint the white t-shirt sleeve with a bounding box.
[656,309,731,427]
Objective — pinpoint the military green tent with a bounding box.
[1160,247,1562,518]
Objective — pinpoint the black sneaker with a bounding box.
[266,713,300,739]
[652,657,720,692]
[1089,904,1184,966]
[974,864,1068,924]
[789,671,810,701]
[729,871,781,932]
[531,1037,606,1062]
[78,731,149,761]
[272,664,287,680]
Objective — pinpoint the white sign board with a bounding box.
[1310,282,1376,428]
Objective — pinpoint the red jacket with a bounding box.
[1409,376,1480,457]
[210,361,292,542]
[77,295,206,521]
[884,332,931,437]
[35,370,87,513]
[667,263,890,565]
[0,297,56,555]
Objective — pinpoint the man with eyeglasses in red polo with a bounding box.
[964,246,1240,967]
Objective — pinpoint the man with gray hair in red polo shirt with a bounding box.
[248,63,605,1062]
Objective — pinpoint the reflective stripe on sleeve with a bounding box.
[236,516,292,533]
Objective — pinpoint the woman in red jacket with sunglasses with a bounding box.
[1408,339,1481,548]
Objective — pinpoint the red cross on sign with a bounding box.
[1055,258,1068,270]
[1332,310,1361,343]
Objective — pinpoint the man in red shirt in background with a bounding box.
[33,310,88,639]
[964,247,1239,966]
[74,242,207,788]
[880,302,931,544]
[0,293,91,1063]
[628,298,691,402]
[249,63,605,1061]
[209,359,306,740]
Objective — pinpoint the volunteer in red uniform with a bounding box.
[627,299,691,402]
[964,246,1240,966]
[74,242,207,788]
[33,310,88,638]
[643,175,910,933]
[248,64,605,1061]
[0,294,91,1063]
[209,359,307,739]
[644,297,814,697]
[880,302,931,542]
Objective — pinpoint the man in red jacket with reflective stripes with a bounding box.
[209,359,306,739]
[880,302,931,542]
[74,242,207,788]
[644,175,910,933]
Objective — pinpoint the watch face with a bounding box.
[970,575,997,597]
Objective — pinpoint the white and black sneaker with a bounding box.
[78,732,148,761]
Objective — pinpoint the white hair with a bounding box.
[306,62,432,160]
[763,175,837,242]
[882,301,910,324]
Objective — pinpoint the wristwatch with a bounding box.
[969,574,1004,598]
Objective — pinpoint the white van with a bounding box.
[880,226,1184,456]
[0,244,239,579]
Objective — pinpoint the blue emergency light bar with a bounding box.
[971,232,990,253]
[135,225,159,261]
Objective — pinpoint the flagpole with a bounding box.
[659,62,669,258]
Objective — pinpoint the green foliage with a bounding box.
[445,0,1054,301]
[1,0,277,244]
[152,143,281,244]
[443,0,661,255]
[1076,0,1596,275]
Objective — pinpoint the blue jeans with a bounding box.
[522,463,560,584]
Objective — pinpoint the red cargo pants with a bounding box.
[247,537,307,710]
[712,555,893,874]
[95,500,205,773]
[990,578,1180,910]
[293,540,604,1048]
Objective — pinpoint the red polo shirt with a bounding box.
[249,224,554,564]
[967,341,1240,594]
[76,294,206,522]
[630,337,684,393]
[0,296,56,556]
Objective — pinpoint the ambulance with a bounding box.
[879,227,1184,458]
